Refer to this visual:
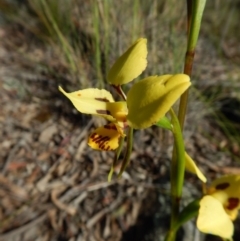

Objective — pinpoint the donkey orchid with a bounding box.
[59,38,191,151]
[197,175,240,239]
[59,73,190,150]
[59,38,207,181]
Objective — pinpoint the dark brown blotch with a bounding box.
[227,197,239,210]
[95,97,110,102]
[96,110,111,115]
[90,134,111,151]
[215,182,230,190]
[104,124,117,130]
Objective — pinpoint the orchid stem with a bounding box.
[178,0,206,129]
[118,127,133,177]
[168,1,206,240]
[167,109,186,241]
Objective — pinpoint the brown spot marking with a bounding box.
[226,197,239,210]
[78,93,81,96]
[215,182,230,190]
[96,110,111,115]
[104,124,117,130]
[95,97,110,102]
[90,134,112,151]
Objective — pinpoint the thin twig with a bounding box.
[86,196,123,228]
[1,139,23,174]
[0,214,47,240]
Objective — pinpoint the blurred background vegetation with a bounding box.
[0,0,238,81]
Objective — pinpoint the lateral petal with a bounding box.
[127,74,191,129]
[197,195,234,239]
[107,38,147,85]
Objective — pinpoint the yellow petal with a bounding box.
[208,175,240,220]
[185,152,207,183]
[210,191,239,221]
[107,38,147,85]
[59,86,127,122]
[197,195,234,239]
[227,208,239,221]
[88,123,122,151]
[127,74,191,129]
[209,175,240,197]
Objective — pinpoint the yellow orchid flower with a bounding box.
[197,175,240,240]
[58,38,204,179]
[59,86,127,151]
[59,38,205,180]
[59,74,190,151]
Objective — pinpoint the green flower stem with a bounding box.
[165,199,200,241]
[108,136,125,182]
[168,3,207,240]
[167,109,186,241]
[118,127,133,178]
[178,0,206,129]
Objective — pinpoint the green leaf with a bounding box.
[164,199,200,241]
[173,199,200,231]
[187,0,207,51]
